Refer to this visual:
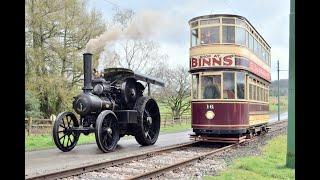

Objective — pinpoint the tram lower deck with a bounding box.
[191,101,269,135]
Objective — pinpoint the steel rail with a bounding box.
[127,122,288,179]
[25,141,197,180]
[127,144,237,180]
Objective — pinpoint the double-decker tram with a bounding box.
[188,14,271,142]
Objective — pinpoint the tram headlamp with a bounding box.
[205,110,215,120]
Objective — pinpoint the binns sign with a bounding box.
[190,54,235,69]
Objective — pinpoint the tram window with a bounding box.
[235,27,246,46]
[253,84,256,100]
[222,26,235,43]
[236,73,245,99]
[259,87,262,101]
[248,34,254,51]
[200,18,220,25]
[222,18,235,24]
[254,39,259,55]
[249,84,253,100]
[246,31,249,47]
[236,19,246,27]
[191,21,198,28]
[200,26,220,44]
[192,74,199,99]
[201,75,221,99]
[258,86,261,101]
[223,72,235,99]
[191,29,199,47]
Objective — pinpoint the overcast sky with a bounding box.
[88,0,290,81]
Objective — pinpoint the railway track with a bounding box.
[26,120,287,180]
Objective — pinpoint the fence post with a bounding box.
[50,114,56,127]
[28,117,32,135]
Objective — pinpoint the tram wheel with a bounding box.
[95,111,120,153]
[52,112,80,152]
[134,97,160,146]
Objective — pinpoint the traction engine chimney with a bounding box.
[83,53,93,93]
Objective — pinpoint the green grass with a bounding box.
[160,122,191,133]
[269,96,288,113]
[203,135,295,180]
[25,122,191,151]
[25,133,96,151]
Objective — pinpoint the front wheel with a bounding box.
[52,112,80,152]
[95,110,120,153]
[134,97,161,146]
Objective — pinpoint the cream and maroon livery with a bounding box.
[189,14,271,135]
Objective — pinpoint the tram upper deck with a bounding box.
[189,14,271,82]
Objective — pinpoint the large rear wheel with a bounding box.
[52,112,80,152]
[95,111,120,152]
[134,97,160,146]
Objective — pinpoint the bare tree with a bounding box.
[157,65,191,118]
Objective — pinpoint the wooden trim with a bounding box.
[192,124,249,128]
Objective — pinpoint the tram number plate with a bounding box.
[206,104,214,109]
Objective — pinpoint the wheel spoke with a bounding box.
[107,133,112,139]
[102,134,108,146]
[67,135,71,147]
[67,116,71,127]
[148,129,155,136]
[62,117,66,128]
[62,135,66,146]
[59,134,66,140]
[108,119,112,128]
[146,132,152,140]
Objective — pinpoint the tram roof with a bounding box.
[188,14,271,49]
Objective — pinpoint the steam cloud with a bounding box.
[85,10,172,51]
[85,10,178,72]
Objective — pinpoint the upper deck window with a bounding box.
[201,26,220,44]
[201,75,221,99]
[235,27,246,46]
[249,34,254,52]
[236,19,246,27]
[191,21,198,28]
[222,18,235,24]
[222,26,235,43]
[200,18,220,25]
[191,29,199,47]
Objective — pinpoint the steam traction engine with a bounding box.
[52,53,164,153]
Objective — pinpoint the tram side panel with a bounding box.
[191,102,249,135]
[248,103,269,126]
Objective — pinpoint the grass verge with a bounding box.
[203,135,295,180]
